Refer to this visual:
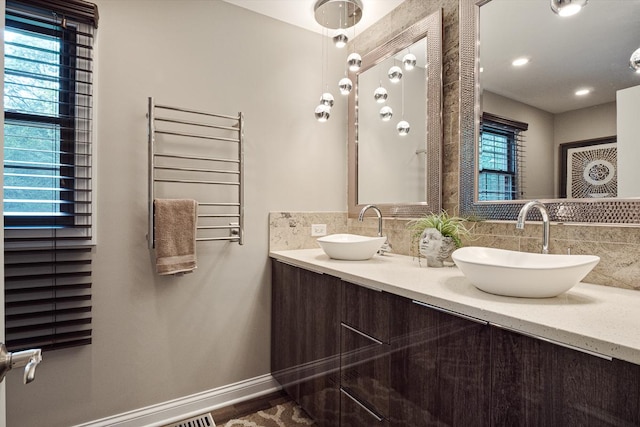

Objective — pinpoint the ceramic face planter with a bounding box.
[418,228,456,267]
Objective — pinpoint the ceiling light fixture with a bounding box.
[314,0,362,30]
[347,52,362,72]
[374,84,388,103]
[380,105,393,121]
[397,69,410,136]
[630,47,640,73]
[313,0,363,120]
[333,30,348,48]
[512,57,530,67]
[388,65,403,83]
[314,21,332,122]
[338,77,353,95]
[320,92,335,107]
[314,104,331,122]
[402,52,417,71]
[550,0,588,17]
[575,89,590,96]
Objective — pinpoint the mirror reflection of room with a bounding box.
[358,38,427,204]
[479,0,640,201]
[348,11,442,218]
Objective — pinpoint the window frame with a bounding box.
[479,123,518,201]
[4,15,78,228]
[478,113,528,201]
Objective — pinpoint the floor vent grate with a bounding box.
[164,413,215,427]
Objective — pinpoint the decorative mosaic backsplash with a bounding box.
[269,212,640,291]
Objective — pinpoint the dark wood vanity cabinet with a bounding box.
[491,326,554,425]
[272,260,640,427]
[491,326,640,426]
[389,295,491,426]
[340,282,391,426]
[271,260,341,426]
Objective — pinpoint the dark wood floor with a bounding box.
[210,389,291,424]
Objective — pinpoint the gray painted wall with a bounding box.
[6,1,347,425]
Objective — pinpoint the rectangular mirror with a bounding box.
[348,10,442,218]
[357,38,427,205]
[460,0,640,223]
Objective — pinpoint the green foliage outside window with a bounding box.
[4,22,66,219]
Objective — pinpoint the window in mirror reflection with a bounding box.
[478,0,640,202]
[479,113,527,201]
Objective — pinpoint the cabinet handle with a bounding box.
[412,300,488,325]
[340,387,384,422]
[492,323,613,361]
[341,322,384,345]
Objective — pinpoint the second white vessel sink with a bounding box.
[317,234,386,261]
[451,246,600,298]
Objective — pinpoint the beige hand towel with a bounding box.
[154,199,198,275]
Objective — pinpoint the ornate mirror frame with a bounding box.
[460,0,640,223]
[348,10,442,218]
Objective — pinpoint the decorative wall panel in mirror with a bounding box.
[460,0,640,223]
[348,10,442,218]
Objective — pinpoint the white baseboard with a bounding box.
[72,374,281,427]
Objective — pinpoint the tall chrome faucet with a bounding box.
[358,204,391,254]
[516,200,550,254]
[358,204,383,236]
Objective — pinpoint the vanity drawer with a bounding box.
[341,387,389,427]
[341,322,390,418]
[342,281,390,343]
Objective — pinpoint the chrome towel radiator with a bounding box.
[147,97,244,248]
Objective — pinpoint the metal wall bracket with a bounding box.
[0,343,43,384]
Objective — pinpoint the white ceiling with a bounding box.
[222,0,405,35]
[480,0,640,114]
[222,0,640,115]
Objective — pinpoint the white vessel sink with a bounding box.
[451,246,600,298]
[317,234,386,261]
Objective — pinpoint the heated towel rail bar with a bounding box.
[147,97,244,248]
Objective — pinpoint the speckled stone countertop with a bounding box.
[270,248,640,365]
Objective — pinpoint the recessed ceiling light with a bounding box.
[551,0,588,17]
[631,47,640,73]
[575,89,590,96]
[512,57,530,67]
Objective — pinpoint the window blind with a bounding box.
[479,113,528,201]
[7,0,99,28]
[4,0,97,352]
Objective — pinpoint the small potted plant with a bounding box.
[407,211,473,267]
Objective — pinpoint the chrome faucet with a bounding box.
[358,204,391,254]
[516,200,550,254]
[358,204,383,236]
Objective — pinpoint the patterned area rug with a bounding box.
[221,401,315,427]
